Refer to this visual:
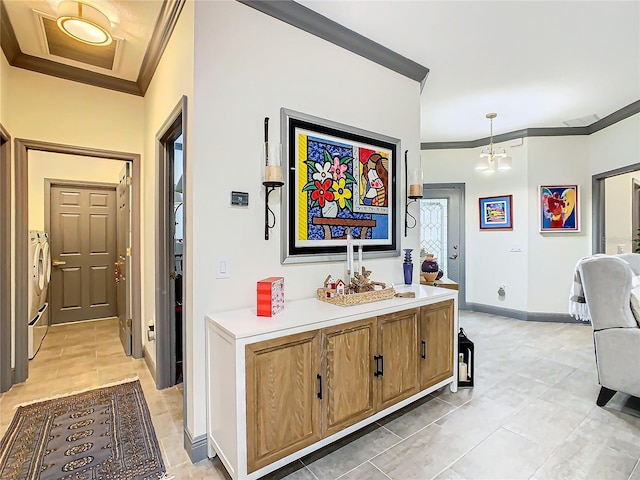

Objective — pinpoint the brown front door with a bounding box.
[50,184,117,324]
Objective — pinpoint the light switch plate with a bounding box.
[216,257,230,279]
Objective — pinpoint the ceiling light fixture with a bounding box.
[475,113,512,174]
[57,1,113,46]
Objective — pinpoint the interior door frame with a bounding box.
[13,139,142,384]
[592,163,640,254]
[44,179,120,325]
[422,182,467,309]
[155,95,187,390]
[0,124,12,393]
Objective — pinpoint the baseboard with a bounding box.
[142,345,157,382]
[465,302,588,324]
[184,428,208,463]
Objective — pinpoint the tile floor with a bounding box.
[2,312,640,480]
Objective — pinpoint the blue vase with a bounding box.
[403,248,413,285]
[403,263,413,285]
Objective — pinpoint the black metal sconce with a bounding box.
[458,328,474,387]
[263,117,284,240]
[404,150,423,237]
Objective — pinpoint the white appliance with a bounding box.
[28,230,51,359]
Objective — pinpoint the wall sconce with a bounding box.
[404,150,423,237]
[263,117,283,240]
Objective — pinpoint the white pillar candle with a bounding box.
[265,165,282,182]
[358,244,363,275]
[409,184,422,197]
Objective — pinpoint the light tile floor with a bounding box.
[2,312,640,480]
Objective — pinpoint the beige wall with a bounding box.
[7,68,143,152]
[604,171,640,255]
[0,52,9,129]
[141,0,194,371]
[27,151,125,230]
[189,0,421,438]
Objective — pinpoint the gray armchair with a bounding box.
[580,253,640,406]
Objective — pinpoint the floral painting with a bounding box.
[539,185,579,232]
[281,109,400,263]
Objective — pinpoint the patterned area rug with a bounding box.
[0,380,165,480]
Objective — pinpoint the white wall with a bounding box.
[526,136,591,313]
[604,171,639,254]
[141,0,194,372]
[588,114,640,175]
[27,151,124,230]
[422,140,530,311]
[190,0,421,438]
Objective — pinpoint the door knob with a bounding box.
[449,253,458,259]
[52,260,66,267]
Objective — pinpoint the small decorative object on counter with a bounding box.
[403,248,413,285]
[421,253,440,282]
[458,328,474,387]
[257,277,284,316]
[318,266,393,306]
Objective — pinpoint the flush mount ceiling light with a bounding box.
[57,1,113,46]
[475,113,512,175]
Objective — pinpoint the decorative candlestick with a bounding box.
[358,243,363,275]
[403,248,413,285]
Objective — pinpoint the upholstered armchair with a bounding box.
[580,253,640,406]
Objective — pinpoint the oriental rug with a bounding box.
[0,380,165,480]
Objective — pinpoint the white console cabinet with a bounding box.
[205,285,458,480]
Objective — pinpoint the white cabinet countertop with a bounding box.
[206,284,456,340]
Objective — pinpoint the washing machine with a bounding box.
[27,231,43,322]
[28,230,50,359]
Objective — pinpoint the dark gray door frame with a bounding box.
[0,124,12,393]
[592,163,640,254]
[13,140,142,384]
[155,95,187,391]
[423,182,467,309]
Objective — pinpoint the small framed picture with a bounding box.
[540,185,579,232]
[479,195,513,230]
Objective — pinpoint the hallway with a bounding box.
[0,318,226,479]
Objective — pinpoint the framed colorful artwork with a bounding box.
[539,185,579,232]
[479,195,513,230]
[280,108,401,264]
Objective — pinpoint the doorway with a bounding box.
[593,163,640,254]
[156,96,187,389]
[421,183,466,309]
[11,140,142,386]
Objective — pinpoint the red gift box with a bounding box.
[257,277,284,317]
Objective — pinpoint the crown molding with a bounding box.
[0,0,185,97]
[238,0,429,88]
[421,100,640,150]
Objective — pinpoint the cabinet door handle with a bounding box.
[373,355,382,377]
[316,374,322,399]
[421,340,427,359]
[379,355,384,376]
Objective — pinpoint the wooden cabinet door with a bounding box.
[245,330,321,473]
[377,309,420,410]
[322,318,377,437]
[419,300,455,389]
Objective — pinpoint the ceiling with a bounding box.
[1,0,182,95]
[298,1,640,143]
[2,1,638,140]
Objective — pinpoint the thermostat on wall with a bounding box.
[231,191,249,207]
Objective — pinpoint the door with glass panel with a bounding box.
[420,184,466,309]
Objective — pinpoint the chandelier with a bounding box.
[475,113,512,174]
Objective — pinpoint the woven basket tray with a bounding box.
[316,287,395,306]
